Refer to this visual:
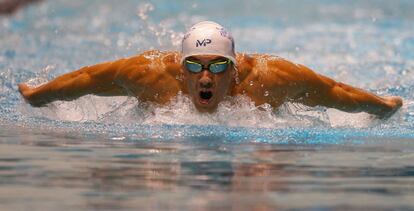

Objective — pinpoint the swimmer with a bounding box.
[18,21,402,119]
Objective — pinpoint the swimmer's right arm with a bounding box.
[18,58,129,107]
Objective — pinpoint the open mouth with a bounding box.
[199,91,213,104]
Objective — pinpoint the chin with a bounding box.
[194,100,218,113]
[195,104,217,113]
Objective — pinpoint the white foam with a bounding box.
[18,92,386,129]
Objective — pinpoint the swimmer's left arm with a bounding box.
[290,64,403,118]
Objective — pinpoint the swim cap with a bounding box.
[181,21,236,65]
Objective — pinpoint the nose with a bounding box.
[199,70,213,89]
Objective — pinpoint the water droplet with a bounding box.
[137,3,155,21]
[235,77,240,85]
[264,91,269,97]
[249,81,254,86]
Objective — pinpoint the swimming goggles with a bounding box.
[184,59,231,74]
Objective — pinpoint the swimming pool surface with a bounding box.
[1,0,414,210]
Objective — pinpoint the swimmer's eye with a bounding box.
[185,60,203,73]
[209,60,230,74]
[184,59,231,74]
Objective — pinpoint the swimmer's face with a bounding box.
[183,55,234,112]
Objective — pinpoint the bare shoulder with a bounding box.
[115,50,184,102]
[117,50,182,78]
[137,50,180,64]
[122,50,180,68]
[233,53,308,104]
[235,53,305,85]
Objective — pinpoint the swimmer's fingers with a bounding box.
[18,83,32,99]
[18,83,45,107]
[378,96,403,119]
[387,96,403,108]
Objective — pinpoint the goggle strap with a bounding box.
[185,59,229,65]
[185,60,202,65]
[212,60,229,65]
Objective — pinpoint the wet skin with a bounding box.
[18,50,403,118]
[183,55,235,112]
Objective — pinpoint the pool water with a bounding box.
[1,0,414,210]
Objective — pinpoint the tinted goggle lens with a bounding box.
[185,60,230,74]
[209,61,229,73]
[185,60,203,73]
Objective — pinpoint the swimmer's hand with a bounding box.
[18,83,46,107]
[379,96,403,119]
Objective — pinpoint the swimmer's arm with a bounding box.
[290,64,403,118]
[18,59,128,107]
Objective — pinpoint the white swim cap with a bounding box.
[181,21,236,65]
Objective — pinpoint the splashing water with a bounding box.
[1,1,414,210]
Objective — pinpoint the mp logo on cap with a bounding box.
[196,39,212,47]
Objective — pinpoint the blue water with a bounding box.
[1,0,414,210]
